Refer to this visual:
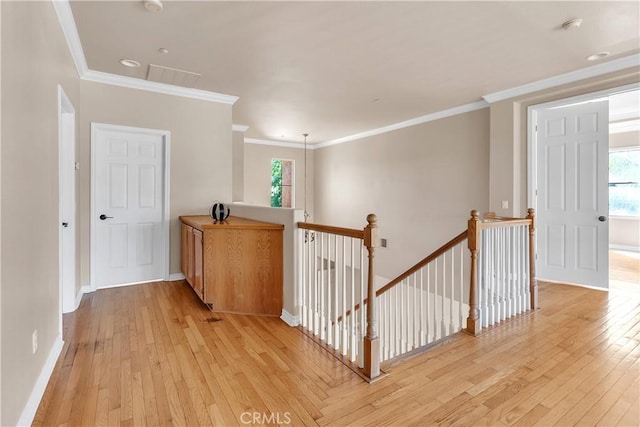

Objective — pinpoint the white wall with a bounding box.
[232,130,245,202]
[0,1,3,422]
[1,2,79,424]
[314,109,490,280]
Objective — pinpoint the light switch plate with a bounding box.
[501,200,509,209]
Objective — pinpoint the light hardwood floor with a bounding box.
[610,250,640,294]
[34,280,639,426]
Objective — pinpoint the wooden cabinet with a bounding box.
[179,215,284,316]
[181,223,204,299]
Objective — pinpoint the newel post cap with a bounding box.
[365,213,379,248]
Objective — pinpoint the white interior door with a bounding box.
[92,123,168,288]
[534,100,609,289]
[59,86,77,313]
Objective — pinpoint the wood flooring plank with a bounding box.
[33,280,640,427]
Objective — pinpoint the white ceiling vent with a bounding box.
[146,64,201,88]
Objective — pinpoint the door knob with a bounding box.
[598,215,607,222]
[62,222,68,228]
[99,214,113,220]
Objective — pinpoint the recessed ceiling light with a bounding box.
[143,0,163,12]
[158,47,169,54]
[561,18,583,31]
[119,58,141,68]
[587,52,610,61]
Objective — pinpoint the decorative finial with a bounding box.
[471,210,479,219]
[367,213,377,226]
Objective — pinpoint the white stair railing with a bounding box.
[296,209,538,378]
[376,233,469,362]
[297,216,380,379]
[467,209,537,334]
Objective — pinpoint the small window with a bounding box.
[271,159,294,208]
[609,148,640,217]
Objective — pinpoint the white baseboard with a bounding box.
[17,335,64,426]
[280,309,300,327]
[541,278,609,292]
[72,287,85,311]
[168,272,185,281]
[610,244,640,252]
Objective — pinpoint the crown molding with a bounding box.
[51,0,88,76]
[232,124,249,132]
[53,0,238,105]
[314,100,489,149]
[82,70,238,104]
[244,138,312,150]
[483,54,640,104]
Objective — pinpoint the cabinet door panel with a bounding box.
[186,225,194,286]
[193,228,204,299]
[180,223,189,278]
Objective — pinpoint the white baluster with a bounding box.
[419,268,425,346]
[427,264,431,343]
[459,243,464,330]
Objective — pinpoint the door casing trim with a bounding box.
[58,85,76,324]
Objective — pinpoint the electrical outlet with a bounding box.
[501,200,509,209]
[381,238,388,248]
[32,330,38,354]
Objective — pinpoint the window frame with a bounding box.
[270,158,295,208]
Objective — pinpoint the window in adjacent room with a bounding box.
[271,159,294,208]
[609,148,640,217]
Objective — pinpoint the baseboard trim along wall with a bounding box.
[610,244,640,252]
[17,335,64,426]
[280,309,300,327]
[168,273,186,281]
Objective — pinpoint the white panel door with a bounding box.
[93,125,166,288]
[536,100,609,288]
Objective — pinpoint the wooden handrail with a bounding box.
[297,221,365,239]
[377,230,468,297]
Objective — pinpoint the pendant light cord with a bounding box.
[303,133,309,222]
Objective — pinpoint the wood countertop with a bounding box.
[179,215,285,231]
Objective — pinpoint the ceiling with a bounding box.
[69,1,640,144]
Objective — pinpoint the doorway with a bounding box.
[90,123,171,289]
[608,89,640,293]
[529,83,640,290]
[58,85,77,315]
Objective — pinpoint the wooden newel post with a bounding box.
[527,208,538,310]
[363,213,380,380]
[466,210,482,336]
